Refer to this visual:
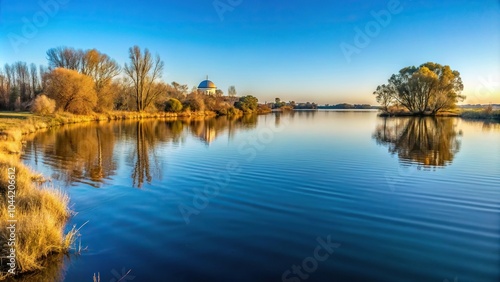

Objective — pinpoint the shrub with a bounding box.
[164,98,183,113]
[235,95,258,112]
[31,95,56,115]
[183,96,205,112]
[44,68,97,115]
[226,106,242,116]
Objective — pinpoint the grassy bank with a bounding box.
[0,130,77,280]
[0,110,218,136]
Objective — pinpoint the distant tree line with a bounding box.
[0,61,47,110]
[0,46,260,115]
[319,103,375,109]
[267,98,318,110]
[294,102,318,109]
[459,104,500,109]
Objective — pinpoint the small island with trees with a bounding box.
[371,62,499,120]
[373,62,465,116]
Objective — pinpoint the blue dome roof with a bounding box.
[198,80,216,89]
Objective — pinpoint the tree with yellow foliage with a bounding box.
[46,47,121,112]
[81,49,120,112]
[43,68,97,114]
[374,62,464,115]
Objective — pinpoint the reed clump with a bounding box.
[0,130,75,279]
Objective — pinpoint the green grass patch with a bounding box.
[0,112,33,120]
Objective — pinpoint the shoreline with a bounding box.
[0,108,274,139]
[0,128,73,279]
[377,110,500,121]
[0,110,218,138]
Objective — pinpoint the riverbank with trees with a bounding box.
[0,44,271,280]
[0,46,267,118]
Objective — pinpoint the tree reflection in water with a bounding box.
[373,117,462,167]
[25,115,259,188]
[127,119,181,188]
[27,122,117,187]
[188,115,258,145]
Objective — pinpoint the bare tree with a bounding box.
[46,47,84,71]
[12,62,31,104]
[39,65,49,91]
[0,70,8,109]
[168,81,188,100]
[228,85,236,97]
[2,65,13,108]
[124,46,165,111]
[30,63,40,97]
[81,49,120,91]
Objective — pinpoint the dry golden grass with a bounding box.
[1,253,67,282]
[0,110,217,135]
[0,131,74,279]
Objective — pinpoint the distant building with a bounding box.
[198,76,217,95]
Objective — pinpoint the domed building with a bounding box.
[198,76,217,95]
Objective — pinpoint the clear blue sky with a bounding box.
[1,0,499,104]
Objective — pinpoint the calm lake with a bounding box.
[20,111,500,282]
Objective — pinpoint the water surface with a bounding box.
[21,111,500,281]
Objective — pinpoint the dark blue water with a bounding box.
[21,111,500,282]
